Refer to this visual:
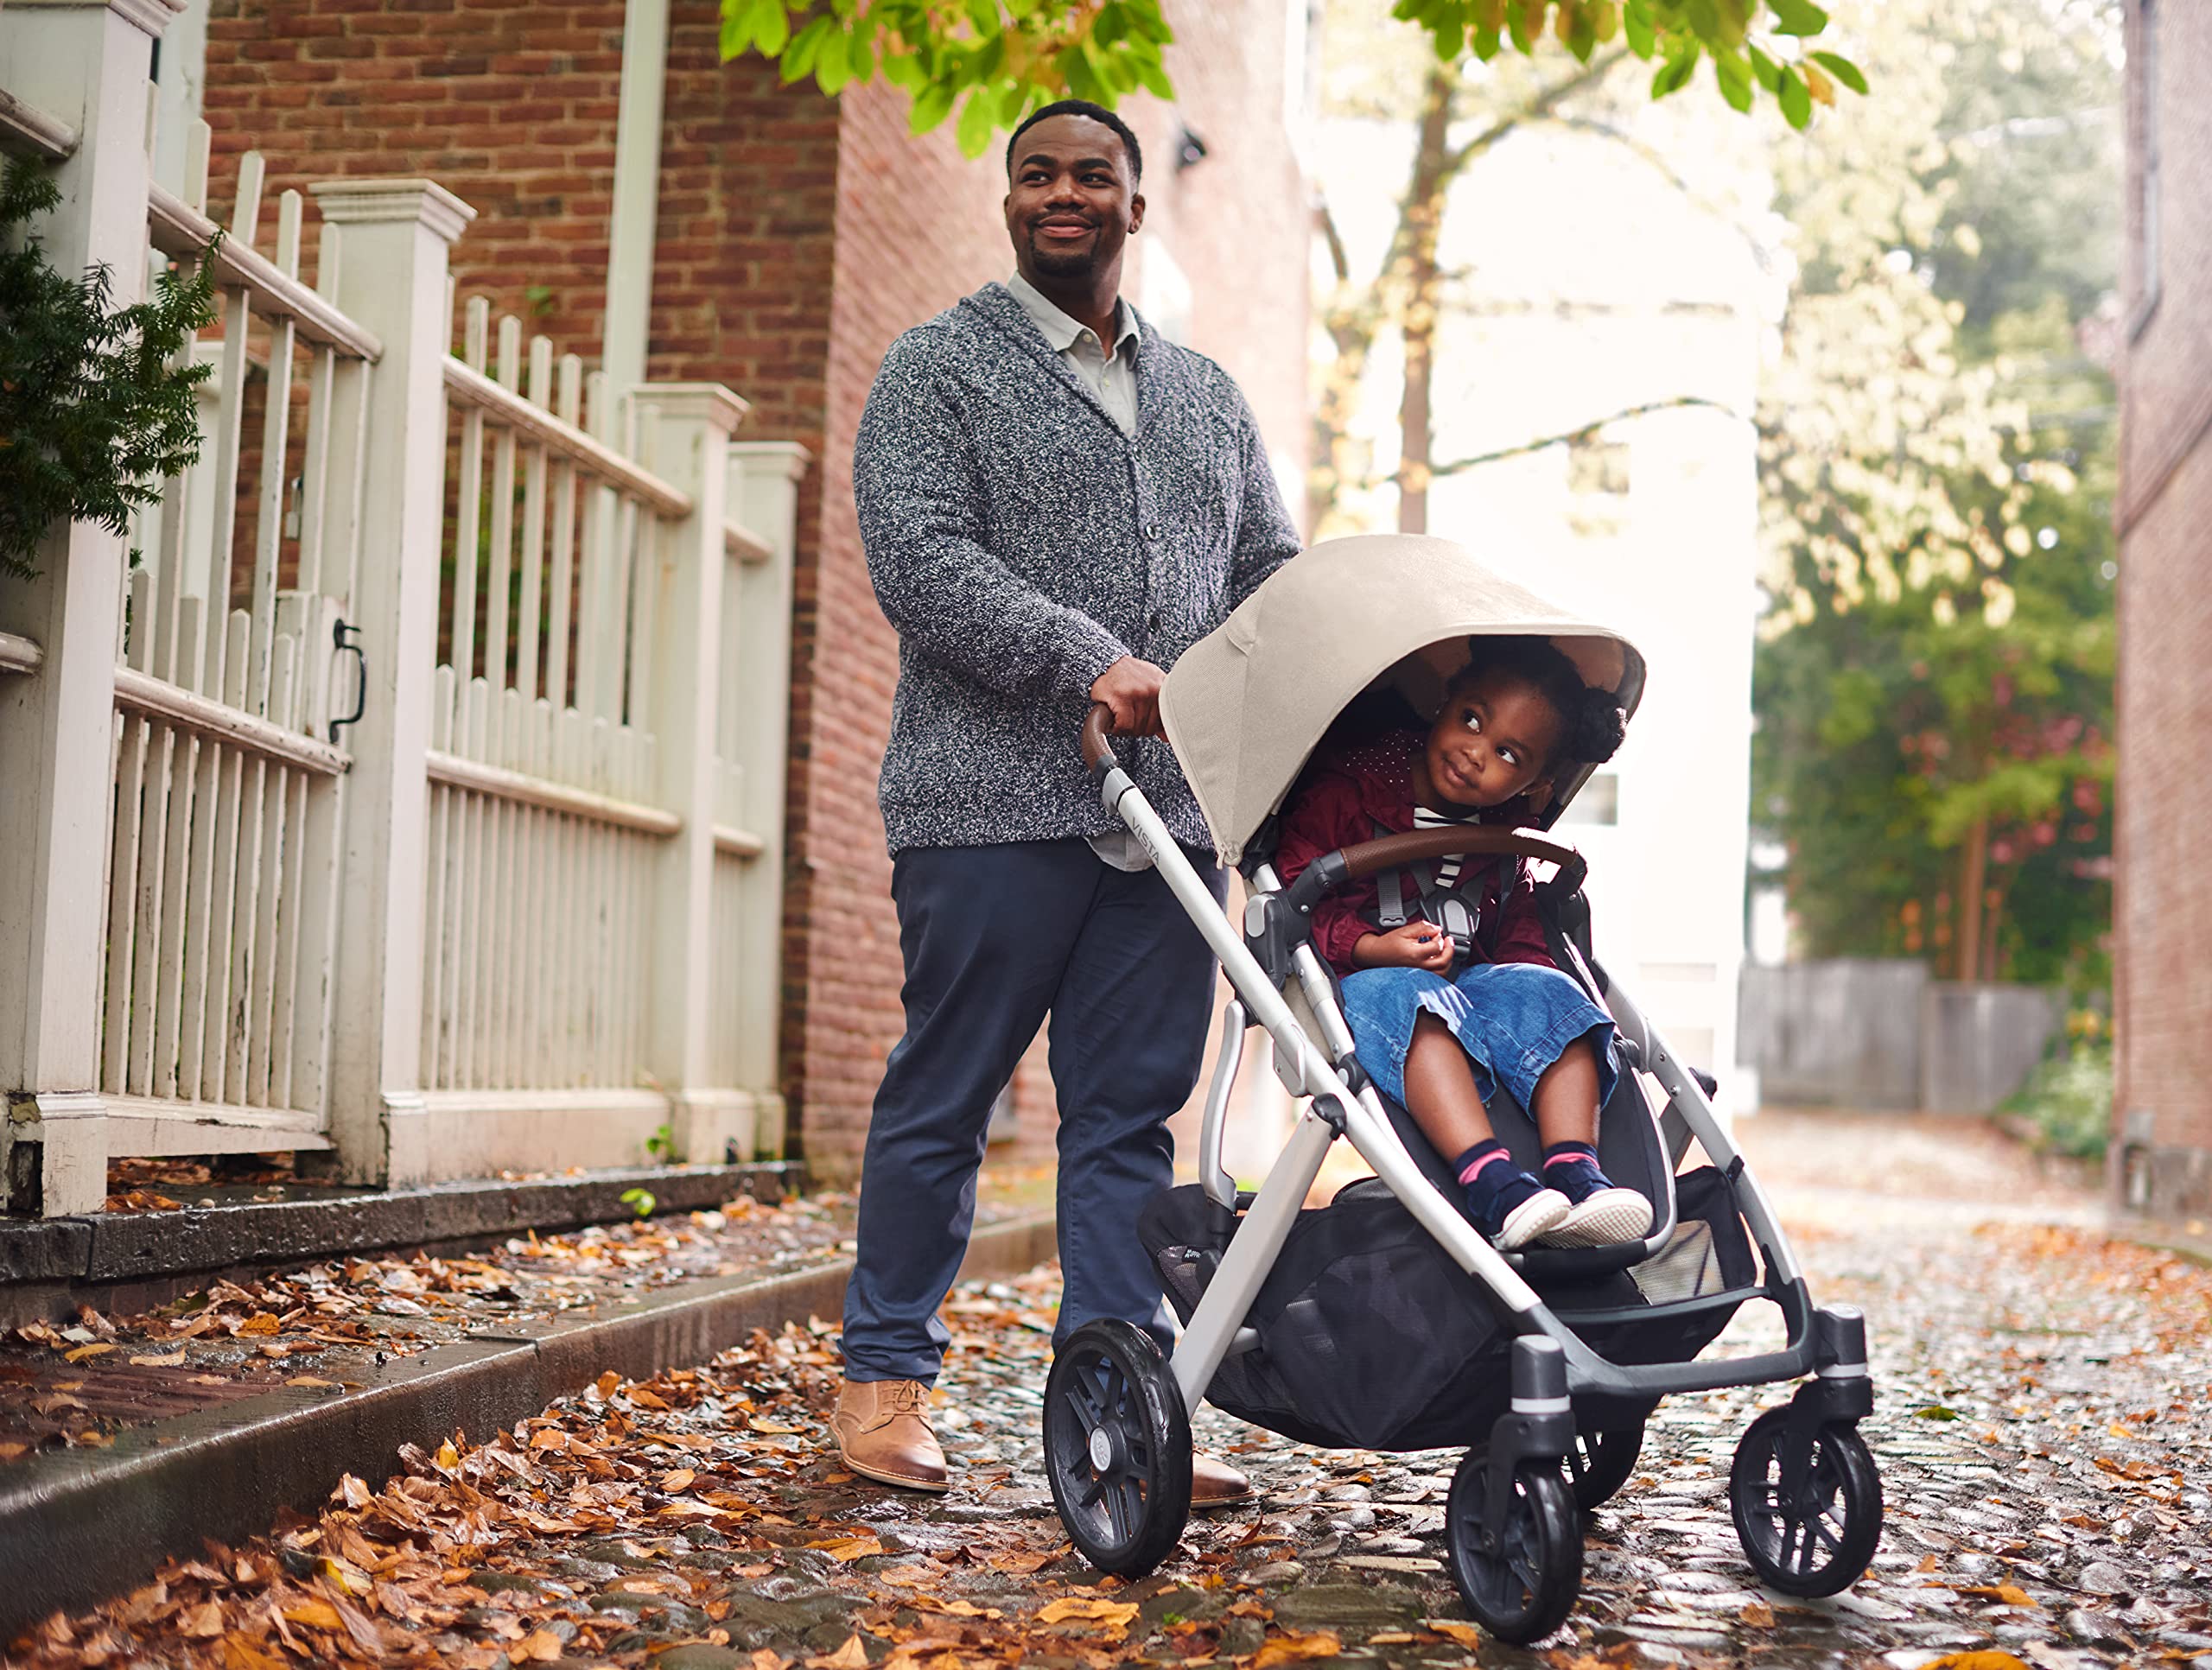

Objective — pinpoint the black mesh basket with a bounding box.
[1137,1165,1758,1452]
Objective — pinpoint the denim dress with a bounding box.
[1340,962,1620,1114]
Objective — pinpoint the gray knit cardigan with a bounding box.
[855,281,1302,855]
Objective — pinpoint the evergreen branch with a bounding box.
[0,156,218,578]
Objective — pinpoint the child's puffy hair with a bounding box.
[1458,635,1628,769]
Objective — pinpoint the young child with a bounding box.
[1273,635,1650,1252]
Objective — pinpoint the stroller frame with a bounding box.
[1045,709,1881,1636]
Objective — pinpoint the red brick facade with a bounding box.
[200,0,1309,1178]
[2115,0,2212,1219]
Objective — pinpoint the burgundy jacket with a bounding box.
[1272,729,1555,980]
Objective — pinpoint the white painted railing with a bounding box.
[418,301,671,1109]
[96,131,365,1166]
[0,633,44,676]
[0,0,805,1214]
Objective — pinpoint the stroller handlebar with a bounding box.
[1081,702,1120,781]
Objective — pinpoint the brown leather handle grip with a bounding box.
[1335,825,1580,881]
[1081,702,1117,776]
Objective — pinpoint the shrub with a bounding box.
[0,156,216,578]
[2004,1039,2112,1160]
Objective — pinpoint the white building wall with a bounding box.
[1318,92,1776,1109]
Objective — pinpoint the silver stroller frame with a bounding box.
[1041,711,1883,1640]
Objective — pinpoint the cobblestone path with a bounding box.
[928,1118,2212,1669]
[13,1114,2210,1668]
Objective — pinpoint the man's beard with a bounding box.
[1027,228,1102,279]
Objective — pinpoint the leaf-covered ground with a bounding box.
[9,1112,2212,1670]
[1,1194,855,1464]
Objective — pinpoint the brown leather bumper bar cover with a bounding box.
[1335,826,1581,881]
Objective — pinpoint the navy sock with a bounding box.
[1541,1140,1616,1203]
[1455,1140,1544,1229]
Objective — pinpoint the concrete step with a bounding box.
[1,1162,798,1330]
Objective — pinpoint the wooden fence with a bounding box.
[1738,960,2063,1114]
[0,0,805,1215]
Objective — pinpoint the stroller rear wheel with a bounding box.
[1043,1319,1192,1578]
[1566,1424,1644,1511]
[1728,1406,1883,1597]
[1445,1448,1583,1643]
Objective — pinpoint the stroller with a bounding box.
[1040,536,1883,1641]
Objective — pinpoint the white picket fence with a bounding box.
[0,0,804,1215]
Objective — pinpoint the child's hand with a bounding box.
[1352,921,1456,973]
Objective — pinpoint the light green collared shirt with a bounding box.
[1007,270,1140,438]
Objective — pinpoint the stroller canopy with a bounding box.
[1160,534,1647,867]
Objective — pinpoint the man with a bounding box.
[836,99,1302,1502]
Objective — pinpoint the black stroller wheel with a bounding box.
[1445,1448,1583,1643]
[1728,1407,1884,1597]
[1043,1318,1192,1578]
[1566,1424,1644,1511]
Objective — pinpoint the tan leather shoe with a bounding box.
[1190,1451,1255,1509]
[830,1377,949,1493]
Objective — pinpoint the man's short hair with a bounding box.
[1005,99,1143,186]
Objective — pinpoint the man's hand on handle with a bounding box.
[1090,656,1167,740]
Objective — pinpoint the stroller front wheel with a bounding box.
[1043,1318,1193,1578]
[1728,1406,1884,1597]
[1445,1449,1583,1644]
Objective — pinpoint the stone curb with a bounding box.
[0,1162,798,1330]
[0,1210,1058,1639]
[2109,1212,2212,1267]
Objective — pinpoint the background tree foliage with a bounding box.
[716,0,1860,156]
[1750,0,2120,988]
[1303,2,1779,537]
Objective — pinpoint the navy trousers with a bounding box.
[840,837,1227,1383]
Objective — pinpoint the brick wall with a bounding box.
[785,79,1002,1173]
[205,0,624,352]
[789,4,1311,1177]
[2115,0,2212,1212]
[199,0,1308,1180]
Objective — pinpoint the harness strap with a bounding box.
[1376,862,1408,929]
[1370,820,1514,967]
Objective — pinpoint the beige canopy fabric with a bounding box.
[1159,533,1647,866]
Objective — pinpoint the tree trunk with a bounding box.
[1955,810,1988,983]
[1307,200,1364,537]
[1303,50,1624,537]
[1395,64,1456,536]
[1982,884,2006,982]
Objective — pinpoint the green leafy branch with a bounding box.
[0,157,217,580]
[1390,0,1864,130]
[719,0,1174,158]
[719,0,1865,156]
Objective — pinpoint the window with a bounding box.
[1567,436,1630,497]
[1557,769,1619,826]
[1141,239,1193,347]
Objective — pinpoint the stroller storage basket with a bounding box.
[1139,1165,1757,1453]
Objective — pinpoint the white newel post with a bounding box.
[724,441,810,1158]
[638,386,746,1163]
[0,0,183,1215]
[308,179,475,1186]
